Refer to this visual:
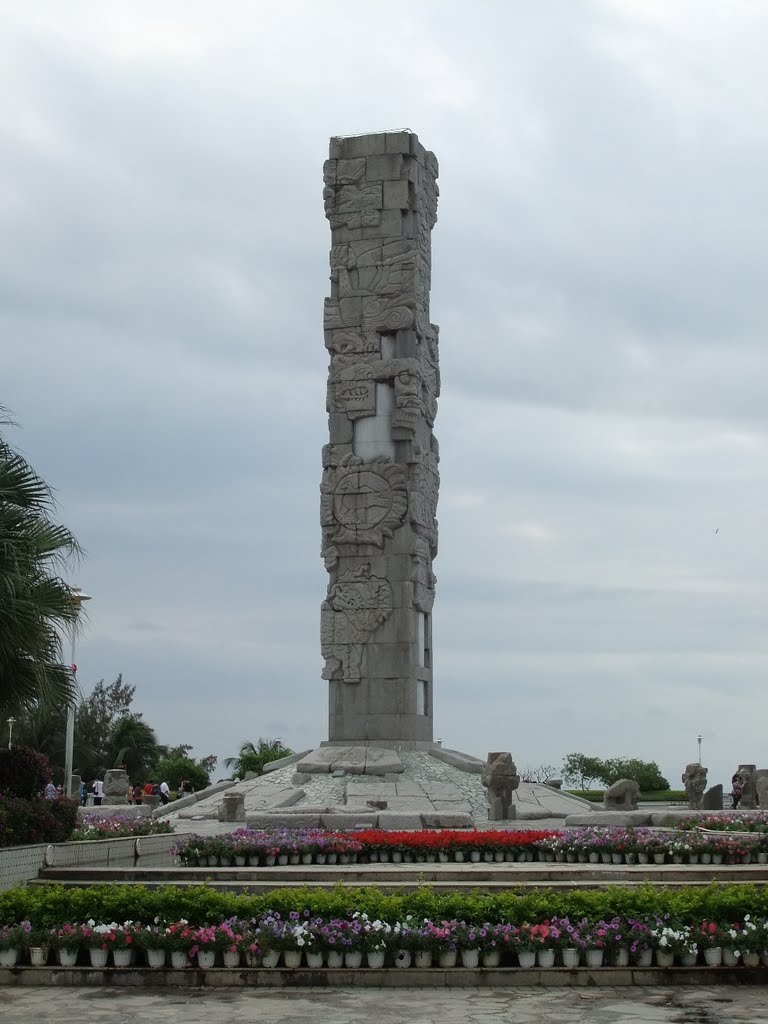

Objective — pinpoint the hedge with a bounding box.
[0,795,78,847]
[2,882,768,929]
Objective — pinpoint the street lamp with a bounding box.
[64,587,91,797]
[697,734,702,765]
[6,717,15,749]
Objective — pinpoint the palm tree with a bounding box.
[0,412,84,714]
[224,738,293,779]
[108,715,162,781]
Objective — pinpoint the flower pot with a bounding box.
[29,947,48,967]
[722,949,738,967]
[300,853,313,865]
[566,853,577,863]
[460,948,480,969]
[0,948,19,968]
[680,952,698,967]
[366,950,385,969]
[688,854,699,864]
[234,855,246,866]
[438,853,449,863]
[327,853,337,864]
[636,949,653,967]
[392,852,403,863]
[339,853,350,864]
[611,853,623,864]
[494,851,504,862]
[703,947,723,967]
[112,949,131,969]
[277,854,288,865]
[743,952,760,967]
[415,950,433,968]
[262,950,281,968]
[244,951,260,967]
[561,948,580,968]
[712,854,723,865]
[146,949,166,968]
[517,950,536,968]
[289,854,300,865]
[283,950,302,968]
[638,853,649,864]
[195,950,215,969]
[653,854,666,865]
[589,852,599,863]
[394,950,411,968]
[600,852,611,865]
[426,854,437,863]
[482,950,501,968]
[625,853,637,865]
[757,853,768,865]
[585,949,604,968]
[220,856,232,867]
[170,950,188,969]
[700,853,711,864]
[438,950,457,968]
[57,948,78,967]
[454,852,465,862]
[223,950,240,968]
[315,853,327,864]
[88,948,108,969]
[655,950,674,968]
[537,949,556,968]
[672,855,684,864]
[345,951,363,969]
[577,853,588,863]
[614,948,630,968]
[470,851,481,863]
[306,951,324,968]
[482,852,494,863]
[326,950,343,968]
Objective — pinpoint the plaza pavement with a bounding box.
[1,986,767,1024]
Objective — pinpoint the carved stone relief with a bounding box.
[321,565,393,683]
[321,454,408,548]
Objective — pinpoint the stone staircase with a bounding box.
[30,860,768,893]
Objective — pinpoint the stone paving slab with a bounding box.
[1,985,768,1024]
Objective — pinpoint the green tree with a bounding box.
[0,413,84,713]
[150,751,214,794]
[600,757,669,792]
[561,753,606,790]
[224,738,293,780]
[108,714,161,782]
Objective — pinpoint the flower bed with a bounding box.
[678,813,768,835]
[70,816,175,841]
[2,909,768,971]
[170,826,768,867]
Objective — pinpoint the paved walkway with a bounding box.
[1,986,767,1024]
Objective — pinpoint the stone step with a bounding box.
[30,861,768,892]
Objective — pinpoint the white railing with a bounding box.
[0,833,178,891]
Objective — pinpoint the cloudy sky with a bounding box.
[3,1,766,790]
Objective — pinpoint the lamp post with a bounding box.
[697,734,702,765]
[6,717,15,749]
[64,587,91,797]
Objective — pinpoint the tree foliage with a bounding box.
[224,738,293,780]
[150,752,213,793]
[0,412,84,713]
[562,752,669,792]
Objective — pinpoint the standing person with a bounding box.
[731,774,743,810]
[144,781,153,799]
[80,782,88,807]
[92,778,104,806]
[44,779,56,800]
[159,780,170,805]
[133,784,143,805]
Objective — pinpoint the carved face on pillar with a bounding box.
[321,565,393,683]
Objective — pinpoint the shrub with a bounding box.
[0,746,52,798]
[0,795,79,847]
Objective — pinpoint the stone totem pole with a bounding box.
[321,132,440,746]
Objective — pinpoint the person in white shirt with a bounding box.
[159,780,170,805]
[92,779,104,806]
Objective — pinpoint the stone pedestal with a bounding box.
[218,792,246,822]
[102,768,129,806]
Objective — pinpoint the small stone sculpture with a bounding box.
[102,768,129,806]
[603,778,640,811]
[682,763,708,810]
[738,764,757,810]
[481,752,520,820]
[702,784,724,811]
